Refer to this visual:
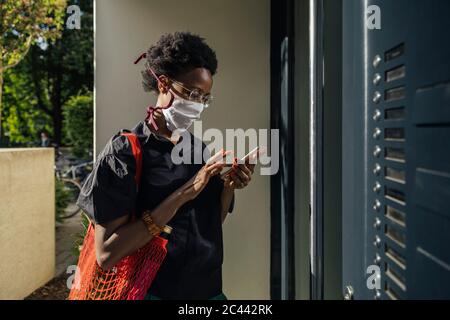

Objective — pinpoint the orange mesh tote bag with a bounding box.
[68,132,171,300]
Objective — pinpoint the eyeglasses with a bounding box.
[170,78,213,107]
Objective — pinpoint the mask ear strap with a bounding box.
[145,91,174,131]
[134,52,165,87]
[164,91,175,108]
[135,52,175,130]
[145,91,175,131]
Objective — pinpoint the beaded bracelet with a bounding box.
[141,210,164,237]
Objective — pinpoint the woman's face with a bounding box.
[159,67,213,104]
[153,67,213,130]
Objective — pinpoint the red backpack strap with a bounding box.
[86,132,142,226]
[120,132,143,188]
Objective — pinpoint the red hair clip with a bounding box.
[134,52,147,65]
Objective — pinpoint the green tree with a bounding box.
[0,0,67,139]
[2,0,93,146]
[2,61,52,145]
[30,0,93,146]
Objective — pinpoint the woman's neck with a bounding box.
[146,120,179,145]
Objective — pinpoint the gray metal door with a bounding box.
[343,0,450,299]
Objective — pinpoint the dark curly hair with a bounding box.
[141,32,218,93]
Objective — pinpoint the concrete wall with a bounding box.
[0,148,55,300]
[96,0,271,299]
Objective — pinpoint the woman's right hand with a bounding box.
[180,152,228,201]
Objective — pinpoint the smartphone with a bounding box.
[206,149,233,165]
[220,146,265,178]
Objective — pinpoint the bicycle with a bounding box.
[55,149,93,220]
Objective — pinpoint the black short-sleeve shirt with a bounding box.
[76,120,234,299]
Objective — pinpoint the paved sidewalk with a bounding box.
[25,213,84,299]
[55,213,83,276]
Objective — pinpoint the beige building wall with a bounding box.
[0,148,55,300]
[96,0,271,299]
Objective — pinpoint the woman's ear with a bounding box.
[157,75,171,94]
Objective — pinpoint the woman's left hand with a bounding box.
[222,162,255,190]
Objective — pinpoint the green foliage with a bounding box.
[2,61,53,144]
[1,0,93,146]
[63,93,93,159]
[0,0,67,70]
[55,177,71,223]
[71,211,90,259]
[0,0,67,140]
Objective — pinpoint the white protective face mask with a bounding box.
[162,92,205,132]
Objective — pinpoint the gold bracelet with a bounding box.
[141,210,163,237]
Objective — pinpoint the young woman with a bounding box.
[77,32,254,300]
